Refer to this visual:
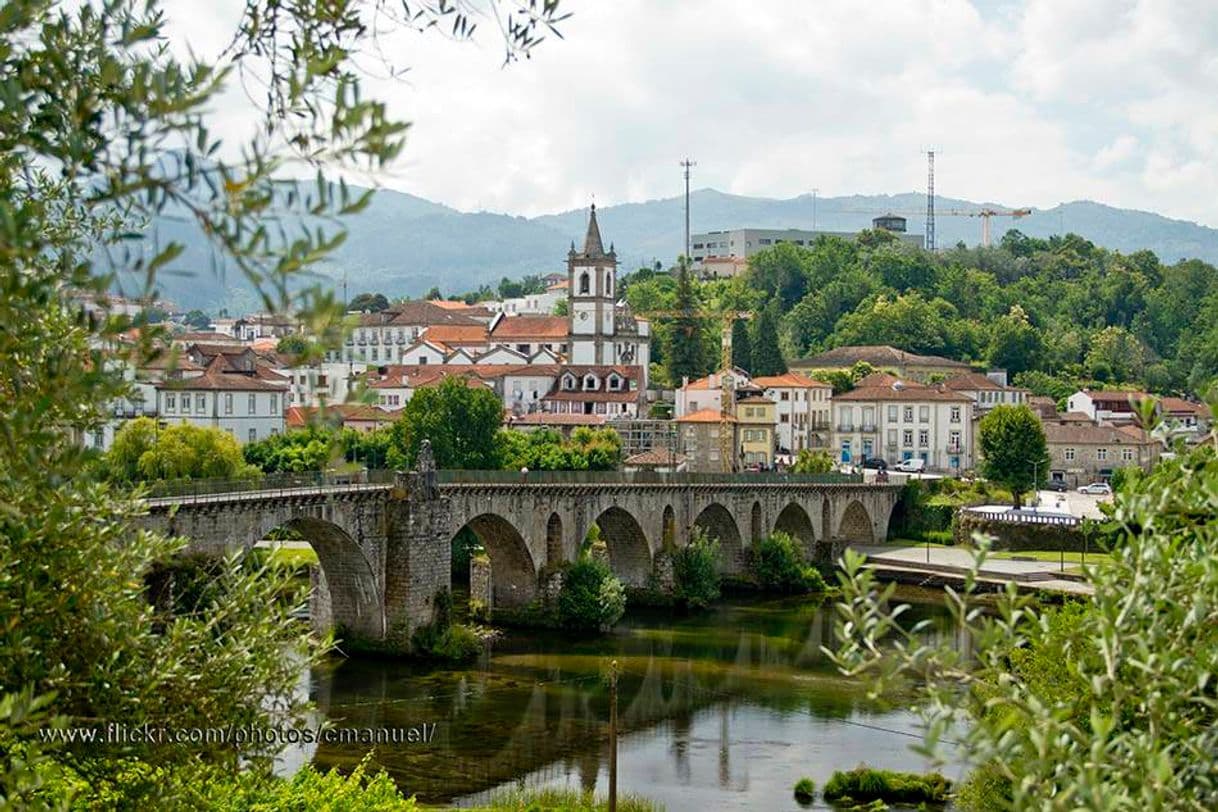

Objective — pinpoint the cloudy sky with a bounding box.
[171,0,1218,226]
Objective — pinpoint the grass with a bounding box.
[462,787,662,811]
[886,537,951,548]
[265,544,319,569]
[822,766,950,806]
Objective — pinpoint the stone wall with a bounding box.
[954,512,1088,552]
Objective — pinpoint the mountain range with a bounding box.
[118,188,1218,312]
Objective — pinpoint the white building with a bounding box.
[156,356,288,444]
[567,205,650,381]
[943,371,1030,414]
[1066,389,1151,424]
[486,288,565,316]
[751,372,833,453]
[831,372,973,473]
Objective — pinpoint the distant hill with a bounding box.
[118,187,1218,311]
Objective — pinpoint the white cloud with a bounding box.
[159,0,1218,227]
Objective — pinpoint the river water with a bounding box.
[300,588,966,810]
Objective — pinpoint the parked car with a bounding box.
[1078,482,1112,495]
[860,457,887,471]
[1048,479,1068,492]
[893,458,926,473]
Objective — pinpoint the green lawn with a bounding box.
[265,545,319,569]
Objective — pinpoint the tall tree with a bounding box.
[989,305,1044,375]
[348,292,389,312]
[977,405,1048,507]
[750,305,787,376]
[389,376,503,470]
[730,317,752,372]
[665,259,708,384]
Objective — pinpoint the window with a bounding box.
[270,393,278,414]
[196,394,205,412]
[950,406,961,422]
[903,406,914,422]
[780,391,790,401]
[918,429,929,447]
[562,375,576,391]
[903,430,913,447]
[949,430,961,449]
[919,406,930,422]
[583,375,599,390]
[759,238,772,245]
[1122,448,1134,462]
[225,393,233,415]
[517,344,530,354]
[166,394,176,413]
[248,428,257,443]
[371,347,378,361]
[780,414,790,423]
[270,428,279,436]
[1097,448,1108,461]
[605,271,613,296]
[888,405,898,421]
[1065,447,1076,461]
[93,429,105,449]
[248,394,256,414]
[887,429,897,447]
[579,273,590,294]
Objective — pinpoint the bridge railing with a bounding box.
[433,469,864,486]
[144,469,397,500]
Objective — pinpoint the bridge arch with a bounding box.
[773,502,817,558]
[838,500,874,544]
[263,516,384,640]
[457,513,537,608]
[593,507,652,587]
[693,503,744,574]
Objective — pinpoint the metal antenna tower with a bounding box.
[680,158,696,260]
[925,150,936,252]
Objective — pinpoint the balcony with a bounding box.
[835,424,855,433]
[860,423,877,433]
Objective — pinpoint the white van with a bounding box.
[894,458,926,473]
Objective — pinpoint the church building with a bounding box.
[566,204,650,382]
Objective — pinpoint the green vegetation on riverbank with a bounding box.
[464,787,662,811]
[821,766,951,806]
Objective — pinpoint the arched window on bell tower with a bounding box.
[579,272,590,295]
[605,271,613,297]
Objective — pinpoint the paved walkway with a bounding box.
[853,544,1094,596]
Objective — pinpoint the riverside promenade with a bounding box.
[854,544,1094,596]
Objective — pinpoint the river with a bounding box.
[297,587,967,810]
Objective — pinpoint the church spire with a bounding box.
[582,203,606,258]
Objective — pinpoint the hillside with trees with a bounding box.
[623,229,1218,399]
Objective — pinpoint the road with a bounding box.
[854,543,1094,596]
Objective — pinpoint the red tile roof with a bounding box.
[677,408,735,423]
[490,315,569,340]
[625,448,687,466]
[752,371,828,389]
[422,324,489,345]
[508,413,606,426]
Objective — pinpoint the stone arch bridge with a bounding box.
[140,462,900,652]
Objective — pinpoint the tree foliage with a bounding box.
[388,376,503,470]
[749,305,787,376]
[830,437,1218,810]
[496,427,622,471]
[977,405,1048,507]
[108,418,260,482]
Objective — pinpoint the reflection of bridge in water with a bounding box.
[307,600,852,803]
[140,463,902,650]
[307,594,965,804]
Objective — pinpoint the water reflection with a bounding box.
[306,588,965,810]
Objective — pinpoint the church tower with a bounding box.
[568,204,617,365]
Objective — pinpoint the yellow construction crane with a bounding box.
[846,206,1033,247]
[640,308,751,472]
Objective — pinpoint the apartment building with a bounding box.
[831,373,973,472]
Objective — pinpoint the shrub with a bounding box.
[822,766,951,805]
[472,786,661,811]
[752,533,827,594]
[955,762,1012,811]
[793,776,816,803]
[411,588,483,661]
[673,528,720,610]
[558,557,626,631]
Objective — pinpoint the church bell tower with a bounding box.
[568,204,617,365]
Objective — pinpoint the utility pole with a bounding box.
[680,159,696,260]
[812,187,819,231]
[925,150,936,252]
[608,659,619,812]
